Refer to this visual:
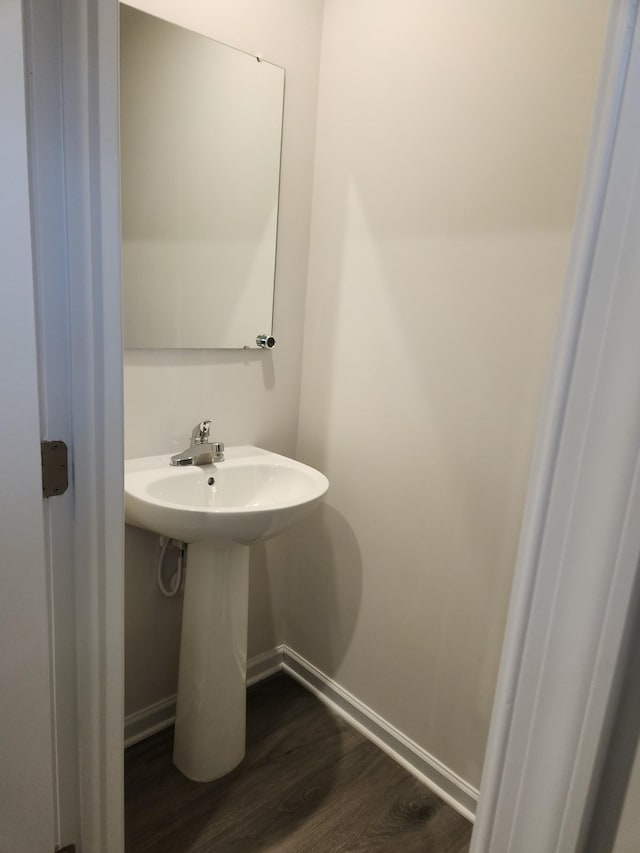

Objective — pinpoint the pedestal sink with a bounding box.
[124,446,328,781]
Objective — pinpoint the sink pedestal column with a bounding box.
[172,540,249,781]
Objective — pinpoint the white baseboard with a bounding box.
[124,644,478,822]
[282,647,478,823]
[246,645,285,686]
[124,694,177,748]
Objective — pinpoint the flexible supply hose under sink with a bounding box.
[157,536,186,597]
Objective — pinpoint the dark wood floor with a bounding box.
[125,674,472,852]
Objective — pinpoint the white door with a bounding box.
[0,1,57,851]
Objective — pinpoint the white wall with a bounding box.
[288,0,608,790]
[123,0,324,716]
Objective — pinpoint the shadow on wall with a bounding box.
[247,537,283,657]
[286,502,363,678]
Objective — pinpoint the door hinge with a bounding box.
[41,440,69,498]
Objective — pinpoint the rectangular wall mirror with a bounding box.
[120,4,285,349]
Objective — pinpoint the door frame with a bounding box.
[26,0,125,850]
[58,1,125,850]
[34,0,640,850]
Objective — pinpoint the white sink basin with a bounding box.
[124,444,329,784]
[125,446,329,544]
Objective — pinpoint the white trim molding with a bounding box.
[471,3,640,851]
[282,648,478,822]
[124,696,178,749]
[246,645,286,686]
[22,0,124,851]
[57,1,125,851]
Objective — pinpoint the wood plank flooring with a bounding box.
[125,674,472,852]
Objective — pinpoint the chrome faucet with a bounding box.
[170,420,225,467]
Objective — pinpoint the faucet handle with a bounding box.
[191,419,212,444]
